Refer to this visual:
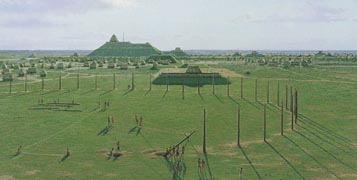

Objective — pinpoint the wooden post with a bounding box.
[24,74,28,92]
[290,86,293,113]
[237,107,241,148]
[41,77,44,91]
[267,81,270,104]
[149,74,152,91]
[240,77,243,99]
[285,85,288,110]
[59,74,62,90]
[212,76,215,95]
[166,79,169,91]
[264,104,267,142]
[95,74,98,90]
[77,73,80,89]
[281,100,284,136]
[203,108,207,154]
[182,80,185,100]
[291,93,294,130]
[9,80,12,94]
[255,79,258,102]
[131,73,134,90]
[197,79,200,94]
[277,82,280,106]
[227,77,230,96]
[295,89,298,123]
[113,73,116,89]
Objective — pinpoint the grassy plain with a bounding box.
[0,64,356,179]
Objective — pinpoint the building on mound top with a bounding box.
[88,34,161,57]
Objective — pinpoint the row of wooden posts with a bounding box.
[202,87,299,153]
[8,74,297,107]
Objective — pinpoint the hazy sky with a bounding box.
[0,0,356,50]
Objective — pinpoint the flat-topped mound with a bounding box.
[88,34,161,57]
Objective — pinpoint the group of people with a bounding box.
[165,144,187,179]
[165,145,185,159]
[197,158,206,173]
[135,115,143,127]
[97,101,110,111]
[108,141,121,159]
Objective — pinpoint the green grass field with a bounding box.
[0,65,356,179]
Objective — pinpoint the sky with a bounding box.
[0,0,356,50]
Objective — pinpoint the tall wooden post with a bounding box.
[59,74,62,90]
[149,74,152,91]
[295,89,298,123]
[41,77,44,91]
[9,80,12,94]
[291,93,294,130]
[285,85,288,110]
[95,74,98,90]
[197,79,200,94]
[113,73,116,89]
[227,77,230,96]
[131,73,134,90]
[77,73,80,89]
[240,77,243,99]
[290,86,293,113]
[212,76,215,95]
[203,108,207,154]
[237,107,241,148]
[182,80,185,100]
[264,104,267,142]
[277,83,280,106]
[166,79,169,91]
[267,81,270,104]
[255,79,258,102]
[281,100,284,136]
[24,74,28,92]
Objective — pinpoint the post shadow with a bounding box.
[298,124,356,158]
[97,126,113,136]
[266,142,306,180]
[299,114,352,143]
[100,89,113,96]
[213,94,224,104]
[203,153,214,180]
[284,135,342,179]
[239,147,262,180]
[294,129,356,171]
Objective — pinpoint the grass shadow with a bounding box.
[97,126,113,136]
[299,114,352,143]
[284,135,342,179]
[59,154,69,163]
[100,89,113,96]
[203,154,214,180]
[298,124,356,158]
[162,90,168,98]
[294,130,356,171]
[266,142,306,180]
[81,89,95,95]
[228,96,240,105]
[213,94,223,104]
[123,89,133,96]
[240,147,262,180]
[145,89,151,96]
[243,98,261,110]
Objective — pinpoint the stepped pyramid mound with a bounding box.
[89,34,161,57]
